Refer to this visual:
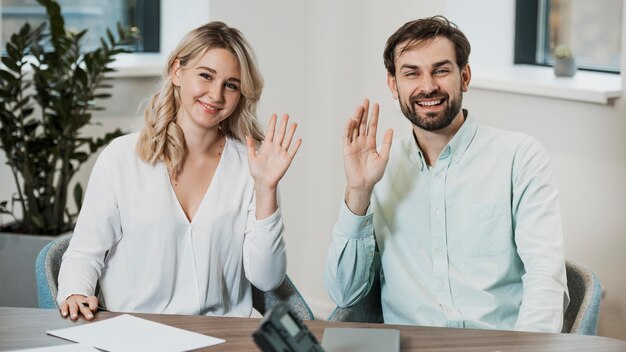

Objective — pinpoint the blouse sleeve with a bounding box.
[241,190,286,292]
[56,147,122,305]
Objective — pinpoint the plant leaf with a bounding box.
[73,183,84,210]
[30,213,45,230]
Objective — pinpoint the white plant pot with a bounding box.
[0,231,71,307]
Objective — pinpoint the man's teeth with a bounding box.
[417,99,443,107]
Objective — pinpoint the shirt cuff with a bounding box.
[336,201,374,240]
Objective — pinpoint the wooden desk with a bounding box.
[1,307,625,351]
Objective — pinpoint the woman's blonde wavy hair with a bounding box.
[137,21,264,175]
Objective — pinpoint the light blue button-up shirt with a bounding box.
[324,113,569,332]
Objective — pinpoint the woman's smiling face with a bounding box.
[172,47,242,130]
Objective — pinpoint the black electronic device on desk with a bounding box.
[253,302,324,352]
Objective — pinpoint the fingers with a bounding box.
[274,114,289,145]
[79,302,95,320]
[351,105,363,142]
[379,128,394,160]
[245,135,256,158]
[288,138,302,159]
[61,294,97,320]
[359,99,369,137]
[368,103,380,138]
[68,300,79,320]
[347,99,380,144]
[265,113,299,152]
[344,118,356,147]
[87,296,99,312]
[59,300,69,318]
[265,114,277,142]
[282,121,297,150]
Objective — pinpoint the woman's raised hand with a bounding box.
[247,114,301,219]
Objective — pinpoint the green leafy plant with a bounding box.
[554,45,574,60]
[0,0,135,235]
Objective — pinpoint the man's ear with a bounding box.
[170,59,182,86]
[387,74,399,100]
[461,63,471,92]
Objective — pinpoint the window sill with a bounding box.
[108,53,164,78]
[470,64,622,105]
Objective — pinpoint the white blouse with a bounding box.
[57,133,287,316]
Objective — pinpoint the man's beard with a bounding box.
[399,88,463,131]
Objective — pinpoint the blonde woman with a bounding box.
[57,21,301,320]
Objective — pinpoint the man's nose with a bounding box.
[418,74,438,94]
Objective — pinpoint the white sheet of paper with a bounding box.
[8,344,98,352]
[47,314,225,352]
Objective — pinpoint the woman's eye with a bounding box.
[199,73,212,80]
[225,82,239,91]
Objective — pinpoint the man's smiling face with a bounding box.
[387,36,470,131]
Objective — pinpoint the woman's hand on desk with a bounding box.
[60,294,99,320]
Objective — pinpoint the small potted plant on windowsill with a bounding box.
[0,0,135,307]
[553,44,577,77]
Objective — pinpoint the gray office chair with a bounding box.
[327,252,383,323]
[36,236,314,320]
[561,260,602,335]
[328,257,602,335]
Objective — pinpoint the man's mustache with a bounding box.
[409,91,448,104]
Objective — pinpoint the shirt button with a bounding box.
[435,208,441,216]
[435,247,443,254]
[438,280,446,288]
[368,252,374,258]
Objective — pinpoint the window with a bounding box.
[515,0,622,73]
[1,0,159,53]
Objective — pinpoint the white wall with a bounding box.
[209,0,445,319]
[1,0,624,340]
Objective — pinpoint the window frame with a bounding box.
[1,1,160,54]
[514,0,621,74]
[133,0,159,53]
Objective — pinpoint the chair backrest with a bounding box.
[35,236,71,309]
[327,253,383,323]
[561,260,602,335]
[327,257,602,335]
[252,275,314,320]
[36,236,314,320]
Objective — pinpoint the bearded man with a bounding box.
[324,15,569,333]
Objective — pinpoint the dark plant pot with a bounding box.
[554,58,577,77]
[0,231,72,307]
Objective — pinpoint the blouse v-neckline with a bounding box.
[167,137,230,225]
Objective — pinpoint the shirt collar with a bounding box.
[407,109,478,171]
[406,130,427,171]
[444,109,477,166]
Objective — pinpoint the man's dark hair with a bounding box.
[383,15,471,76]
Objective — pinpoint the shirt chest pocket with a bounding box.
[457,202,513,257]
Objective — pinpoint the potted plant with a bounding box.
[0,0,133,307]
[553,44,577,77]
